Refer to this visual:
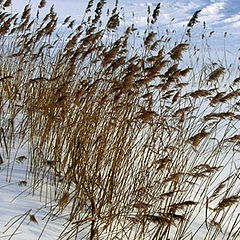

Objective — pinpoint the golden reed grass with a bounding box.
[0,1,239,239]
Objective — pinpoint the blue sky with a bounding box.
[10,1,240,26]
[9,0,240,56]
[10,0,240,31]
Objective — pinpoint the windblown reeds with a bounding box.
[0,1,239,240]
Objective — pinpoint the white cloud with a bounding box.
[200,1,226,24]
[223,13,240,23]
[203,2,224,13]
[229,21,240,28]
[201,2,225,15]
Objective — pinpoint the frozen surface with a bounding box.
[0,146,71,240]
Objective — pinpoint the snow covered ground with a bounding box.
[0,145,70,239]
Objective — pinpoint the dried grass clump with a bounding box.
[0,1,239,240]
[169,43,189,61]
[188,129,210,146]
[208,67,225,82]
[214,195,240,211]
[29,214,38,224]
[187,10,201,28]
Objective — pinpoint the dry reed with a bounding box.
[0,1,239,239]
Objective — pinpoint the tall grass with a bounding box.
[0,0,239,239]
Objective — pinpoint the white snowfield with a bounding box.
[0,149,69,239]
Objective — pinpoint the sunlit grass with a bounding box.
[0,0,239,239]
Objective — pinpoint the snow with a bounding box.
[0,146,69,239]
